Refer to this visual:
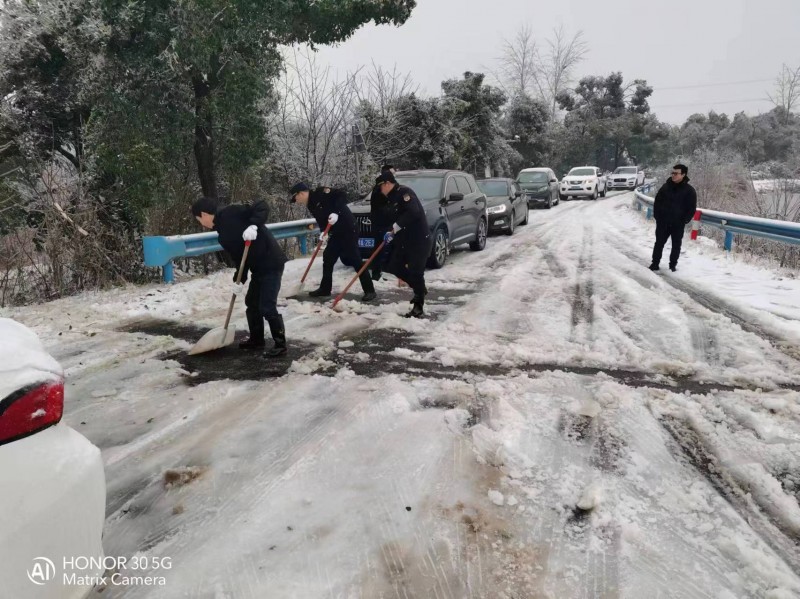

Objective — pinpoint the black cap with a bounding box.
[381,164,395,173]
[375,172,397,185]
[289,182,310,202]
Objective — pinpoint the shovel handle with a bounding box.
[332,241,385,309]
[224,241,251,330]
[300,222,332,283]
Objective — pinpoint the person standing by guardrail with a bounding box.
[289,182,377,302]
[369,164,399,281]
[650,164,697,272]
[375,171,431,318]
[191,197,289,357]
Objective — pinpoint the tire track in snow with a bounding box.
[658,412,800,577]
[570,226,595,341]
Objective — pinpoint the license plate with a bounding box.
[358,238,375,248]
[570,186,582,190]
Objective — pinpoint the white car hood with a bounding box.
[565,176,595,183]
[0,318,62,399]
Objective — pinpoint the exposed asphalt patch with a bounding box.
[117,317,798,394]
[119,318,317,385]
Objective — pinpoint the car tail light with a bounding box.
[0,380,64,445]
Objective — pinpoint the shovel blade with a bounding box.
[187,325,236,355]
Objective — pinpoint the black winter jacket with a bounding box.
[214,202,286,280]
[387,185,429,245]
[654,177,698,225]
[369,185,398,231]
[306,187,358,244]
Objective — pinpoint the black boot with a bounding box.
[309,265,333,297]
[239,337,266,350]
[240,309,265,349]
[669,264,677,272]
[404,297,424,318]
[371,268,382,281]
[264,316,287,358]
[649,263,660,271]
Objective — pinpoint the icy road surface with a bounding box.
[7,191,800,599]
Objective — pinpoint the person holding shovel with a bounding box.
[374,172,431,318]
[191,197,288,358]
[289,182,377,302]
[368,164,399,281]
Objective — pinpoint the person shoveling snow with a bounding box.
[191,197,288,358]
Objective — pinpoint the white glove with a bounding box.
[320,233,329,250]
[243,225,258,241]
[328,213,339,225]
[231,283,244,296]
[392,223,401,234]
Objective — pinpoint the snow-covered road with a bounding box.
[7,191,800,598]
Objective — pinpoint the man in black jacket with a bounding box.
[376,171,431,318]
[369,164,398,281]
[650,163,697,272]
[289,182,376,302]
[192,197,288,357]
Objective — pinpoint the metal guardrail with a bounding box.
[633,184,800,251]
[143,218,319,283]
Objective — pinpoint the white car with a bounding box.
[0,318,106,599]
[607,166,645,190]
[559,166,607,200]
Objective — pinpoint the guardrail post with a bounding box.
[636,201,642,212]
[724,230,734,252]
[645,206,653,221]
[163,261,174,284]
[690,210,701,240]
[299,236,308,255]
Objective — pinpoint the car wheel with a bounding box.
[505,211,515,236]
[521,205,529,225]
[426,226,448,269]
[469,218,487,251]
[558,193,566,202]
[546,195,552,209]
[600,185,606,197]
[591,187,598,200]
[555,193,560,206]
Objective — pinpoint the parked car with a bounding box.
[515,167,560,209]
[350,169,488,269]
[559,166,607,200]
[1,318,106,599]
[476,178,529,235]
[607,166,645,190]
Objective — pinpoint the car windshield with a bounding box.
[477,181,508,196]
[517,172,549,184]
[614,167,637,174]
[394,176,442,200]
[569,168,595,177]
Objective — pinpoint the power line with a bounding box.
[650,97,771,108]
[653,78,773,91]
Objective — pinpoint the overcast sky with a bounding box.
[316,0,799,124]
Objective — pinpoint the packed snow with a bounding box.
[4,190,800,598]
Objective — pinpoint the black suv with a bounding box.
[349,170,488,268]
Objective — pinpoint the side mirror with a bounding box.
[550,178,558,183]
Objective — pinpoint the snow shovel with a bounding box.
[296,222,332,294]
[332,241,385,310]
[188,241,251,355]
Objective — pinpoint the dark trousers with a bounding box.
[386,237,430,303]
[652,222,685,267]
[319,239,375,294]
[245,267,284,341]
